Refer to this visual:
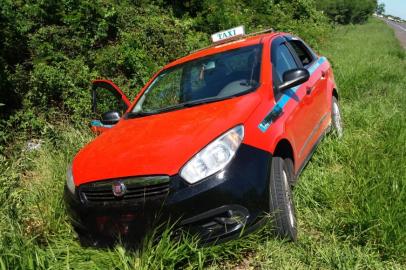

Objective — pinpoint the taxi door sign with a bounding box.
[211,26,245,44]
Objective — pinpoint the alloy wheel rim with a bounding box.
[282,170,295,228]
[333,102,343,137]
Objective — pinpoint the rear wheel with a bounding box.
[331,96,343,138]
[268,157,297,241]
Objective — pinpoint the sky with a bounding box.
[379,0,406,20]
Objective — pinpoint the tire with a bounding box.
[331,96,343,138]
[268,157,297,241]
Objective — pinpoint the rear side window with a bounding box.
[288,40,315,67]
[271,42,299,100]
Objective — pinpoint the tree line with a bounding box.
[0,0,376,148]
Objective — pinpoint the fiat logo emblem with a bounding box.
[112,181,127,197]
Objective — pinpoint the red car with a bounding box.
[65,27,342,246]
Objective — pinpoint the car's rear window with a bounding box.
[131,45,262,114]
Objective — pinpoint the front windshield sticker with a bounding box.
[259,57,327,132]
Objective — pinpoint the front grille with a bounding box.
[79,176,170,204]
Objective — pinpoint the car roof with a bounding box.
[164,32,281,69]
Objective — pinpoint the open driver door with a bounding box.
[91,80,131,135]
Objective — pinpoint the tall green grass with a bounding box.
[0,19,405,269]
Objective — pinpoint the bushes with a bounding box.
[1,2,203,137]
[315,0,377,24]
[170,0,331,46]
[0,0,380,148]
[0,0,332,146]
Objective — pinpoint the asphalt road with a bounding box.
[383,19,406,49]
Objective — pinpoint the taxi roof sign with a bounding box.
[211,26,245,44]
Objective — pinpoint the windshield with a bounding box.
[131,45,262,115]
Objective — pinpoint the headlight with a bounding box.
[66,165,76,194]
[180,125,244,184]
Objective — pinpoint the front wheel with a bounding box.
[268,157,297,241]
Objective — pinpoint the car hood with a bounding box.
[73,93,261,186]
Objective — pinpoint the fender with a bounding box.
[324,61,338,99]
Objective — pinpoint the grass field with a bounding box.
[0,19,405,269]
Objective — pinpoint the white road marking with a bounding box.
[387,20,406,32]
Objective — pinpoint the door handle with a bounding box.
[321,70,327,80]
[306,86,314,95]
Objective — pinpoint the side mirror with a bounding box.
[277,68,310,92]
[101,111,121,125]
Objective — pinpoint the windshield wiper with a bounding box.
[127,104,187,119]
[126,93,251,119]
[127,97,225,119]
[182,96,227,107]
[126,111,154,119]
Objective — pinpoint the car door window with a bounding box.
[271,41,299,100]
[288,40,315,67]
[93,87,128,118]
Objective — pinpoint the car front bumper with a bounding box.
[64,144,272,244]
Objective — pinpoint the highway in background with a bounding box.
[384,18,406,48]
